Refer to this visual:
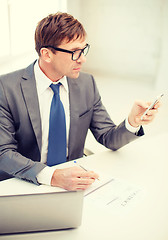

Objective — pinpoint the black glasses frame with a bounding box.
[41,44,90,61]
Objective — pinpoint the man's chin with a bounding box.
[68,72,80,79]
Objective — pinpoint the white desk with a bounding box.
[0,133,168,240]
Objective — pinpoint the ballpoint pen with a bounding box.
[74,160,100,180]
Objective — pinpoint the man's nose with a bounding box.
[76,53,86,63]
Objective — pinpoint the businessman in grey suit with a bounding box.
[0,13,159,190]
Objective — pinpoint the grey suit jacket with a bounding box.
[0,61,144,184]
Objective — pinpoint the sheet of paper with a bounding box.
[84,177,142,214]
[84,174,113,196]
[0,168,142,214]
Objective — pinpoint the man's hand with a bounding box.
[128,100,160,127]
[51,166,99,191]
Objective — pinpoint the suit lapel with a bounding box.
[20,65,81,158]
[21,62,42,152]
[67,77,80,159]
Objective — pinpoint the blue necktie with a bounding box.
[47,83,66,166]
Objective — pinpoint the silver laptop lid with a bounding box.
[0,190,83,234]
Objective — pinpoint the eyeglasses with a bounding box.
[41,44,90,61]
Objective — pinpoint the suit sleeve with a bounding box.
[0,80,46,184]
[89,76,144,150]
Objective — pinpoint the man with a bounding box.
[0,12,159,191]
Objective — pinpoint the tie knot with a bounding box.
[50,83,61,95]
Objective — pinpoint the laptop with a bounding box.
[0,190,83,234]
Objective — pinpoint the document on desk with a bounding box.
[84,175,142,213]
[0,175,142,214]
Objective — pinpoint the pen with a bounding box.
[74,160,100,180]
[74,161,87,171]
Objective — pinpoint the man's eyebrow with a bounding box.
[70,48,79,51]
[70,44,87,51]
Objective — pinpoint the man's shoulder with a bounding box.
[78,72,93,81]
[74,72,95,87]
[0,61,36,84]
[0,68,25,81]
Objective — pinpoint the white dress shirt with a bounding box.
[34,61,70,185]
[34,61,139,185]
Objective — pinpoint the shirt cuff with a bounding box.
[125,117,140,134]
[36,166,57,185]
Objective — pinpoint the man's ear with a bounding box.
[40,48,52,63]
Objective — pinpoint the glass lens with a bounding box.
[83,45,89,56]
[73,50,81,61]
[72,45,90,61]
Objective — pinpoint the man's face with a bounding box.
[50,38,87,79]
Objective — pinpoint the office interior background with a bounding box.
[0,0,167,153]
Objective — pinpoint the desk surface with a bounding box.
[0,133,168,240]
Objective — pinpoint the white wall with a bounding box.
[68,0,165,84]
[0,0,67,75]
[156,0,168,91]
[1,0,167,90]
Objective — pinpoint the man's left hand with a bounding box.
[128,100,160,127]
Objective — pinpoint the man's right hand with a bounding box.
[51,166,99,191]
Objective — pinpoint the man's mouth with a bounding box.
[73,67,81,71]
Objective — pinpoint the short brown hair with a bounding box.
[35,12,86,56]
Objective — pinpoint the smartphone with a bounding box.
[141,94,164,120]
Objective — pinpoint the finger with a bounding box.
[134,100,149,109]
[153,101,161,109]
[145,109,158,116]
[68,178,94,191]
[77,177,96,185]
[77,170,99,180]
[62,177,93,191]
[139,115,155,124]
[69,176,95,187]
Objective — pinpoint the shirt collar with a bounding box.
[34,60,68,95]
